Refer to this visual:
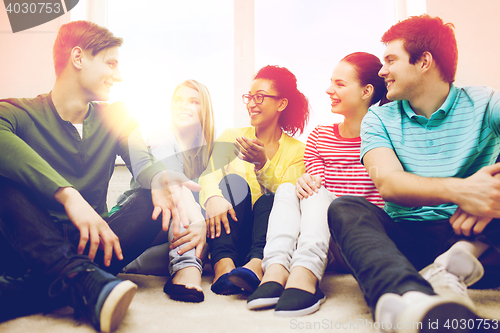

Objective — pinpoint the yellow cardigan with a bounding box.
[198,127,305,208]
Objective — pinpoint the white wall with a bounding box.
[1,1,499,101]
[427,0,500,89]
[0,2,70,98]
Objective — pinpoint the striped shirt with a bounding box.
[361,85,500,222]
[304,123,384,208]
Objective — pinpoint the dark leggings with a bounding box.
[207,174,274,267]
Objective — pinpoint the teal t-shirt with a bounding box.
[361,85,500,222]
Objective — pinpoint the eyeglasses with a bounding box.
[242,93,281,105]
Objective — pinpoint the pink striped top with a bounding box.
[304,123,384,208]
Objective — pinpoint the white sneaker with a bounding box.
[375,292,479,333]
[374,293,405,333]
[419,248,484,309]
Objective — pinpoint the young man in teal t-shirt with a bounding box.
[328,14,500,332]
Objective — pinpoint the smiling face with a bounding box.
[379,39,422,101]
[171,85,202,132]
[246,78,285,129]
[79,46,122,102]
[326,60,367,116]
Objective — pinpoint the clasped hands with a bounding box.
[450,163,500,236]
[234,136,267,171]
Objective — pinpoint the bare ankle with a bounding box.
[172,266,202,290]
[243,258,263,279]
[213,258,235,282]
[284,266,317,294]
[261,264,289,286]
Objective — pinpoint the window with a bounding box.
[72,0,426,140]
[254,0,396,140]
[106,0,234,138]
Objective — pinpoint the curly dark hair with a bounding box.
[381,14,458,84]
[254,65,310,136]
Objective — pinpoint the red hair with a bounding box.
[53,20,123,77]
[381,14,458,84]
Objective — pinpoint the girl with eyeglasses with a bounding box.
[198,65,310,295]
[246,53,387,316]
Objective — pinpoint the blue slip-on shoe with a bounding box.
[227,267,261,293]
[211,273,242,295]
[274,287,326,317]
[247,281,284,310]
[49,261,137,332]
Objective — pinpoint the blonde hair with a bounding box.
[171,80,215,180]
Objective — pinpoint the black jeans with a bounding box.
[328,195,500,312]
[207,174,274,267]
[0,176,162,282]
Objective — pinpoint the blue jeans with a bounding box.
[327,195,500,312]
[0,176,162,281]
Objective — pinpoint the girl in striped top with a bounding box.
[304,123,384,208]
[247,52,387,316]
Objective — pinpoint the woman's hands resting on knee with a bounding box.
[169,187,207,259]
[204,196,237,239]
[170,220,207,259]
[295,173,322,199]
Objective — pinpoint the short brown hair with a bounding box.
[381,14,458,84]
[53,20,123,77]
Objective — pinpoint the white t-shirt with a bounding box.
[74,123,83,139]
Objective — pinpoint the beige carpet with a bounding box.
[2,167,499,332]
[1,270,499,333]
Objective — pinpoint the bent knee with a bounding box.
[328,195,369,232]
[276,182,296,196]
[274,183,298,203]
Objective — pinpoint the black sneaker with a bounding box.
[0,272,65,322]
[49,261,137,332]
[274,287,326,317]
[247,281,284,310]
